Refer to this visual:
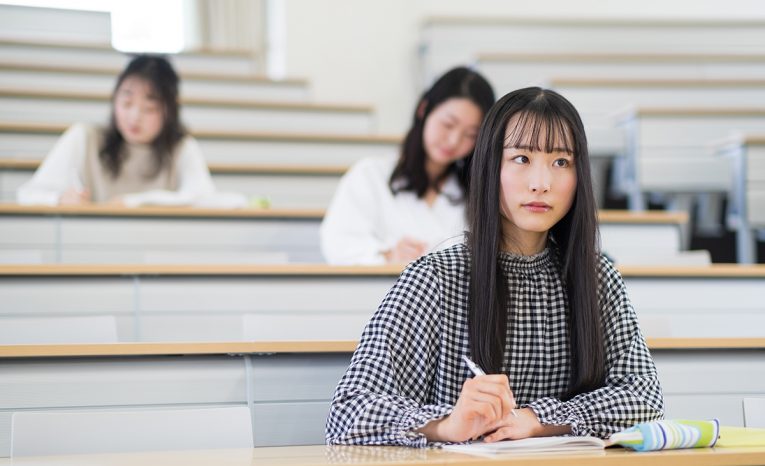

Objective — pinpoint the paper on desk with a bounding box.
[716,427,765,447]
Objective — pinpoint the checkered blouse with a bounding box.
[325,243,664,447]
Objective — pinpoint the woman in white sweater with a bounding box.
[17,55,216,207]
[320,67,495,265]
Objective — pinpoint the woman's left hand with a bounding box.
[482,407,541,442]
[483,407,572,442]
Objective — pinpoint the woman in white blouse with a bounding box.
[17,55,216,207]
[320,67,495,265]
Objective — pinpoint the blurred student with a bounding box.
[18,55,217,207]
[320,67,495,265]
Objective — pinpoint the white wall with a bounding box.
[0,3,111,44]
[280,0,765,134]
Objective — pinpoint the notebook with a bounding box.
[442,436,607,456]
[441,419,721,457]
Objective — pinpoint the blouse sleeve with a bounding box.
[320,159,389,265]
[16,123,89,205]
[121,136,216,207]
[525,256,665,438]
[325,257,453,446]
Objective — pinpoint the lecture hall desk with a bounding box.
[0,444,765,466]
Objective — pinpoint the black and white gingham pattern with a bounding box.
[325,243,664,447]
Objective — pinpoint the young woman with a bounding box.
[320,67,495,265]
[325,87,664,446]
[17,55,216,207]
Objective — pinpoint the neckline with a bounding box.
[497,247,552,271]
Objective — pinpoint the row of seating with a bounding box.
[0,121,399,166]
[2,262,763,342]
[0,37,262,76]
[1,338,763,453]
[0,204,702,265]
[0,63,310,101]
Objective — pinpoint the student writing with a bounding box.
[325,87,664,446]
[17,55,216,207]
[320,67,495,265]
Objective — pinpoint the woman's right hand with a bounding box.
[418,374,516,443]
[59,188,91,205]
[383,237,428,263]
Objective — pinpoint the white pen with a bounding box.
[461,355,519,418]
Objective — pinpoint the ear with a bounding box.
[416,99,428,119]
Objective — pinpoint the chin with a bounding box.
[126,135,152,145]
[515,220,555,234]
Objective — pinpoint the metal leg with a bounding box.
[737,222,756,264]
[667,194,694,250]
[696,192,724,235]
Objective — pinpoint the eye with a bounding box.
[553,158,571,168]
[512,155,529,164]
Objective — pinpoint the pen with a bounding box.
[461,355,519,418]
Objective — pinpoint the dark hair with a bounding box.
[100,54,185,178]
[389,67,494,200]
[466,87,603,399]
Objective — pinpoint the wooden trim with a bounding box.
[260,446,765,466]
[424,16,765,28]
[0,341,359,358]
[179,47,254,58]
[0,159,37,170]
[550,77,765,88]
[0,203,324,219]
[0,89,372,113]
[0,63,307,86]
[618,264,765,277]
[0,338,762,358]
[0,444,755,465]
[598,210,688,225]
[647,338,765,349]
[207,163,347,176]
[0,264,404,277]
[633,107,765,117]
[2,263,765,278]
[0,121,66,134]
[477,52,765,63]
[0,122,401,144]
[0,38,253,58]
[156,130,399,144]
[0,159,349,176]
[0,203,691,224]
[0,38,113,51]
[741,135,765,145]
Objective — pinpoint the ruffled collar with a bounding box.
[497,246,552,272]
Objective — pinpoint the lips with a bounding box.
[438,149,456,160]
[522,202,551,212]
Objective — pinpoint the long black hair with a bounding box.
[389,67,494,200]
[466,87,603,399]
[100,55,186,178]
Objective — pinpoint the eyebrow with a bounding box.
[504,144,574,154]
[443,112,479,129]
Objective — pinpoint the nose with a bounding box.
[529,164,551,193]
[127,105,143,123]
[445,129,461,148]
